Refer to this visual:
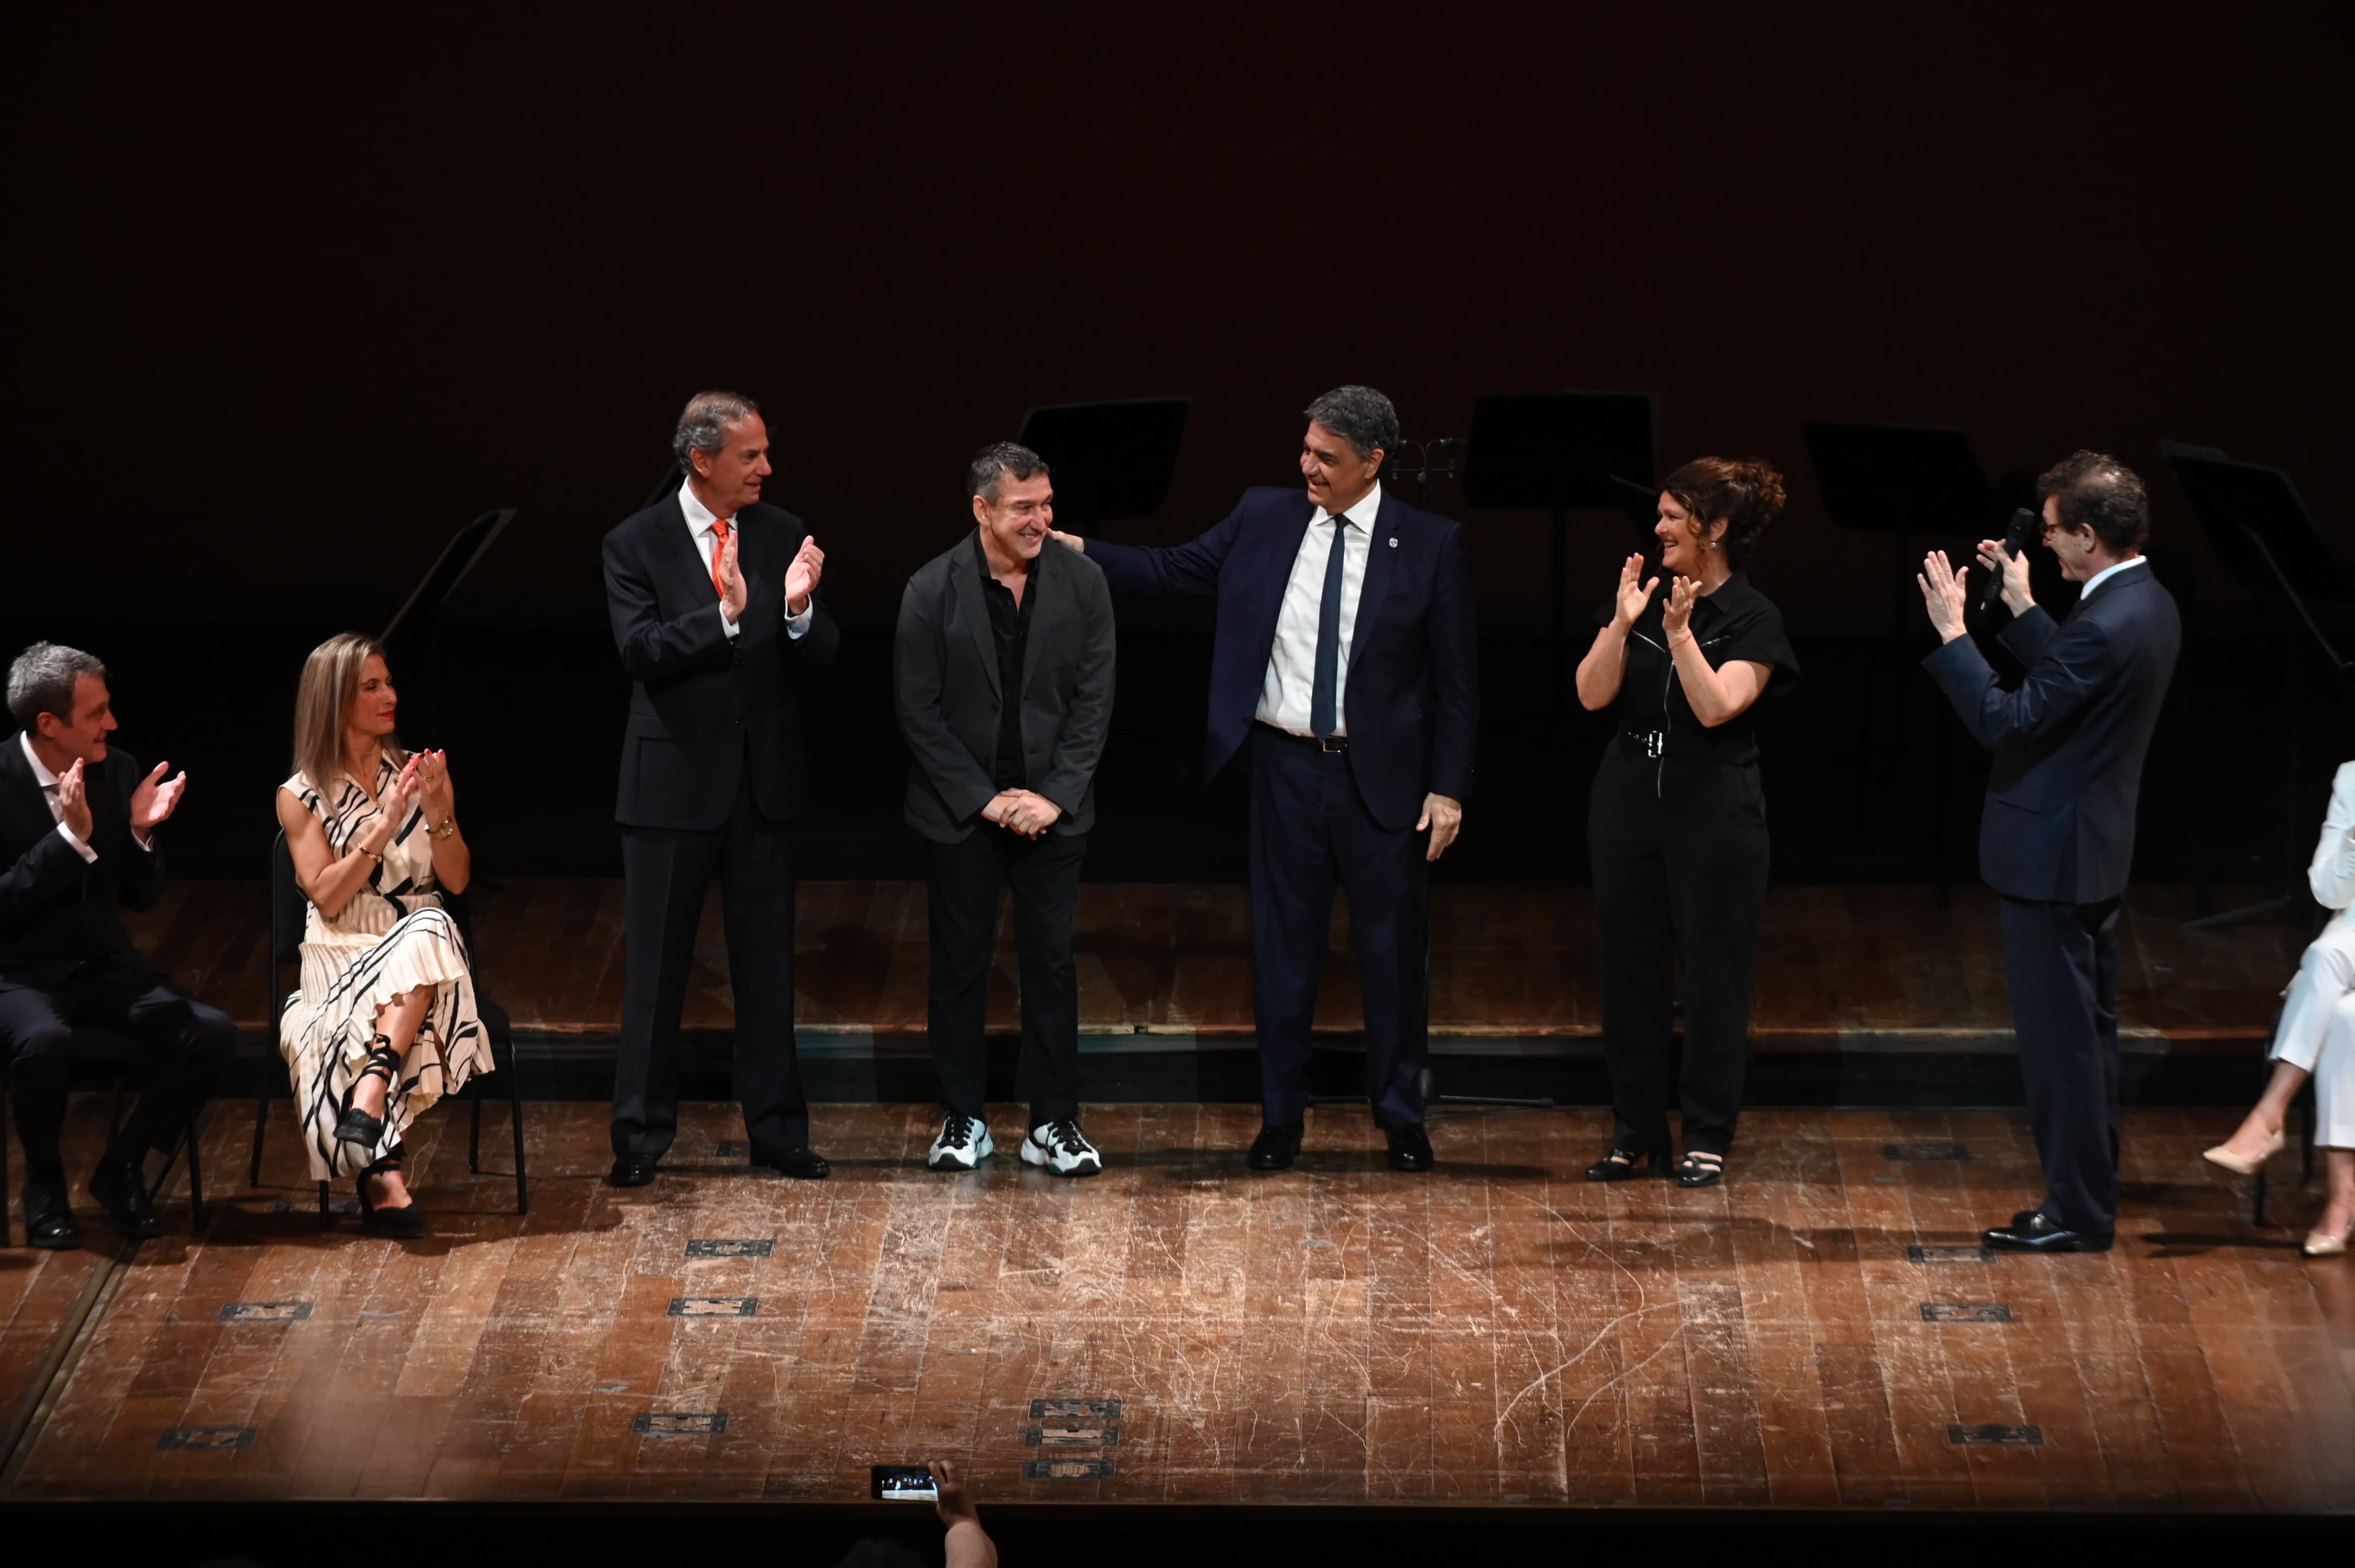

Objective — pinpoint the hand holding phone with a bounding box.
[870,1463,938,1502]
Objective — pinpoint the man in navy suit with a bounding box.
[1919,451,2181,1252]
[601,391,840,1185]
[1051,387,1478,1171]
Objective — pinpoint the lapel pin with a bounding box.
[1388,537,1398,548]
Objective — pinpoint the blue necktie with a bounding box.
[1310,516,1347,740]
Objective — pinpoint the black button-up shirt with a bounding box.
[979,545,1034,790]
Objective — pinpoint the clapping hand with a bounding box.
[56,759,93,842]
[414,748,455,824]
[717,529,750,624]
[129,760,188,836]
[785,536,824,615]
[1974,535,2033,616]
[1916,550,1972,644]
[1611,554,1659,631]
[1660,575,1698,641]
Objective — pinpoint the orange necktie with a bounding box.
[709,517,731,601]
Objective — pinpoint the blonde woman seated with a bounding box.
[2206,759,2355,1257]
[274,633,491,1236]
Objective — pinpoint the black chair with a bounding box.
[247,830,526,1218]
[1,1016,209,1248]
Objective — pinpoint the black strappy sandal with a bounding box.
[1676,1150,1725,1188]
[356,1147,428,1238]
[333,1036,403,1148]
[1585,1146,1669,1182]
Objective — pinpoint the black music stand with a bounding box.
[642,465,684,509]
[1016,398,1189,532]
[2165,443,2355,929]
[1463,392,1658,648]
[380,507,516,746]
[1804,423,2010,904]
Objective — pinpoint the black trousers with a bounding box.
[614,781,805,1160]
[0,955,234,1211]
[927,827,1086,1128]
[1249,726,1429,1131]
[1999,894,2123,1235]
[1587,745,1770,1156]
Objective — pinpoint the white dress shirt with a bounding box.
[678,480,814,642]
[2079,554,2147,599]
[1257,482,1381,737]
[19,731,152,863]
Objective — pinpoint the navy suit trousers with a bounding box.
[2000,895,2123,1235]
[1247,726,1429,1130]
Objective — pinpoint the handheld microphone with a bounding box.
[1980,507,2040,614]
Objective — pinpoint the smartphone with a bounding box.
[871,1464,938,1502]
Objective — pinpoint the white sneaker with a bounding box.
[1021,1119,1103,1177]
[926,1112,993,1172]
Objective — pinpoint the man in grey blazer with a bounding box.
[895,442,1116,1176]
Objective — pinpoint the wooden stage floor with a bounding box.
[4,1098,2350,1510]
[116,879,2307,1047]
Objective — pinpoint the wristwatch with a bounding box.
[430,817,457,841]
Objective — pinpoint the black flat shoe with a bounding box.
[357,1159,429,1239]
[1247,1124,1302,1172]
[1676,1151,1725,1189]
[25,1203,82,1250]
[87,1159,161,1239]
[756,1146,830,1180]
[1585,1146,1665,1182]
[1983,1211,2112,1253]
[1386,1124,1434,1172]
[607,1156,658,1187]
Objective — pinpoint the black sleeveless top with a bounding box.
[1594,571,1800,766]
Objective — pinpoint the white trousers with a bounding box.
[2270,924,2355,1149]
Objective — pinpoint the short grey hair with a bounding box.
[671,390,763,468]
[967,440,1051,505]
[1304,385,1399,461]
[7,642,106,732]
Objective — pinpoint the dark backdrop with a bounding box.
[6,6,2350,884]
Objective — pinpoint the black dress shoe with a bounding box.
[87,1160,161,1239]
[25,1203,82,1250]
[1386,1124,1435,1172]
[756,1146,830,1180]
[1983,1211,2113,1253]
[1247,1124,1302,1171]
[607,1156,659,1187]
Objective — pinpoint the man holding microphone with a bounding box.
[1917,451,2180,1253]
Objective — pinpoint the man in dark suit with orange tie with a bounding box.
[601,391,840,1185]
[1050,386,1479,1170]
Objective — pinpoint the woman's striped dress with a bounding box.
[278,761,491,1179]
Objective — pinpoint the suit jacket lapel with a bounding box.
[953,531,1000,700]
[661,496,716,605]
[1254,496,1318,669]
[1346,491,1402,681]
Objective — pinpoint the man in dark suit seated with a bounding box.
[1050,386,1479,1171]
[1,642,232,1246]
[602,391,841,1186]
[895,442,1116,1176]
[1918,451,2182,1252]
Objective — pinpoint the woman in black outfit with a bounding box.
[1574,457,1799,1188]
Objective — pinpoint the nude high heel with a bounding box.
[2202,1127,2286,1177]
[2305,1223,2352,1258]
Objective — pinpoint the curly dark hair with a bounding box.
[1662,456,1787,569]
[2037,450,2148,555]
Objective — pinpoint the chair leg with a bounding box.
[2,1076,12,1248]
[2254,1168,2270,1229]
[2302,1092,2318,1184]
[249,1095,270,1186]
[469,1097,483,1174]
[318,1179,330,1224]
[508,1037,529,1215]
[184,1110,207,1230]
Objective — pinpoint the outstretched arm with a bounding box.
[1054,501,1249,599]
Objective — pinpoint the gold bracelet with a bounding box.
[357,845,383,865]
[430,817,456,841]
